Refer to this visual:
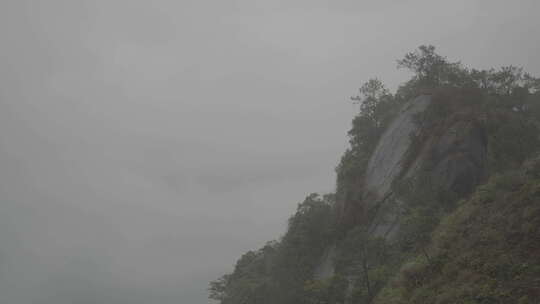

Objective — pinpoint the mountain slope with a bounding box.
[209,46,540,304]
[376,160,540,303]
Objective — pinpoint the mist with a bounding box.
[1,1,539,303]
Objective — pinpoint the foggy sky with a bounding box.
[1,1,539,303]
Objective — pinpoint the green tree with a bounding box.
[396,45,478,92]
[397,45,456,87]
[210,45,540,304]
[209,275,230,302]
[348,78,396,154]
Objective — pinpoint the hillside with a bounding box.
[209,46,540,304]
[375,158,540,303]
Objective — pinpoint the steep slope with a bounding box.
[375,158,540,303]
[315,96,432,282]
[363,90,488,240]
[316,90,491,302]
[364,95,431,198]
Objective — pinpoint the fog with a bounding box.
[1,1,539,303]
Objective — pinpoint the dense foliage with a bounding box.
[209,46,540,304]
[375,160,540,303]
[209,194,336,304]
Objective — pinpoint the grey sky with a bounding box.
[1,1,539,303]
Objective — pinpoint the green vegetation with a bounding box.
[210,46,540,304]
[375,162,540,303]
[209,193,336,304]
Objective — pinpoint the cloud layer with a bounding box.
[1,1,539,303]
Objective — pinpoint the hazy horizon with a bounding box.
[1,1,540,303]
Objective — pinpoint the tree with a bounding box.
[351,78,390,120]
[470,66,540,96]
[397,45,469,89]
[209,275,229,301]
[210,45,540,304]
[348,78,395,153]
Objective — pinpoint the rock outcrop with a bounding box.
[317,93,488,283]
[364,94,487,239]
[363,95,431,240]
[364,95,431,198]
[418,119,487,195]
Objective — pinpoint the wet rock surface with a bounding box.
[315,94,489,286]
[364,95,432,198]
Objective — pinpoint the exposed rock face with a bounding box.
[422,120,487,196]
[315,97,433,281]
[363,95,431,239]
[364,95,432,198]
[403,117,487,196]
[315,94,488,284]
[364,95,487,239]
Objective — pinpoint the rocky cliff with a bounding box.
[364,95,432,199]
[316,92,489,295]
[363,92,488,240]
[209,47,540,304]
